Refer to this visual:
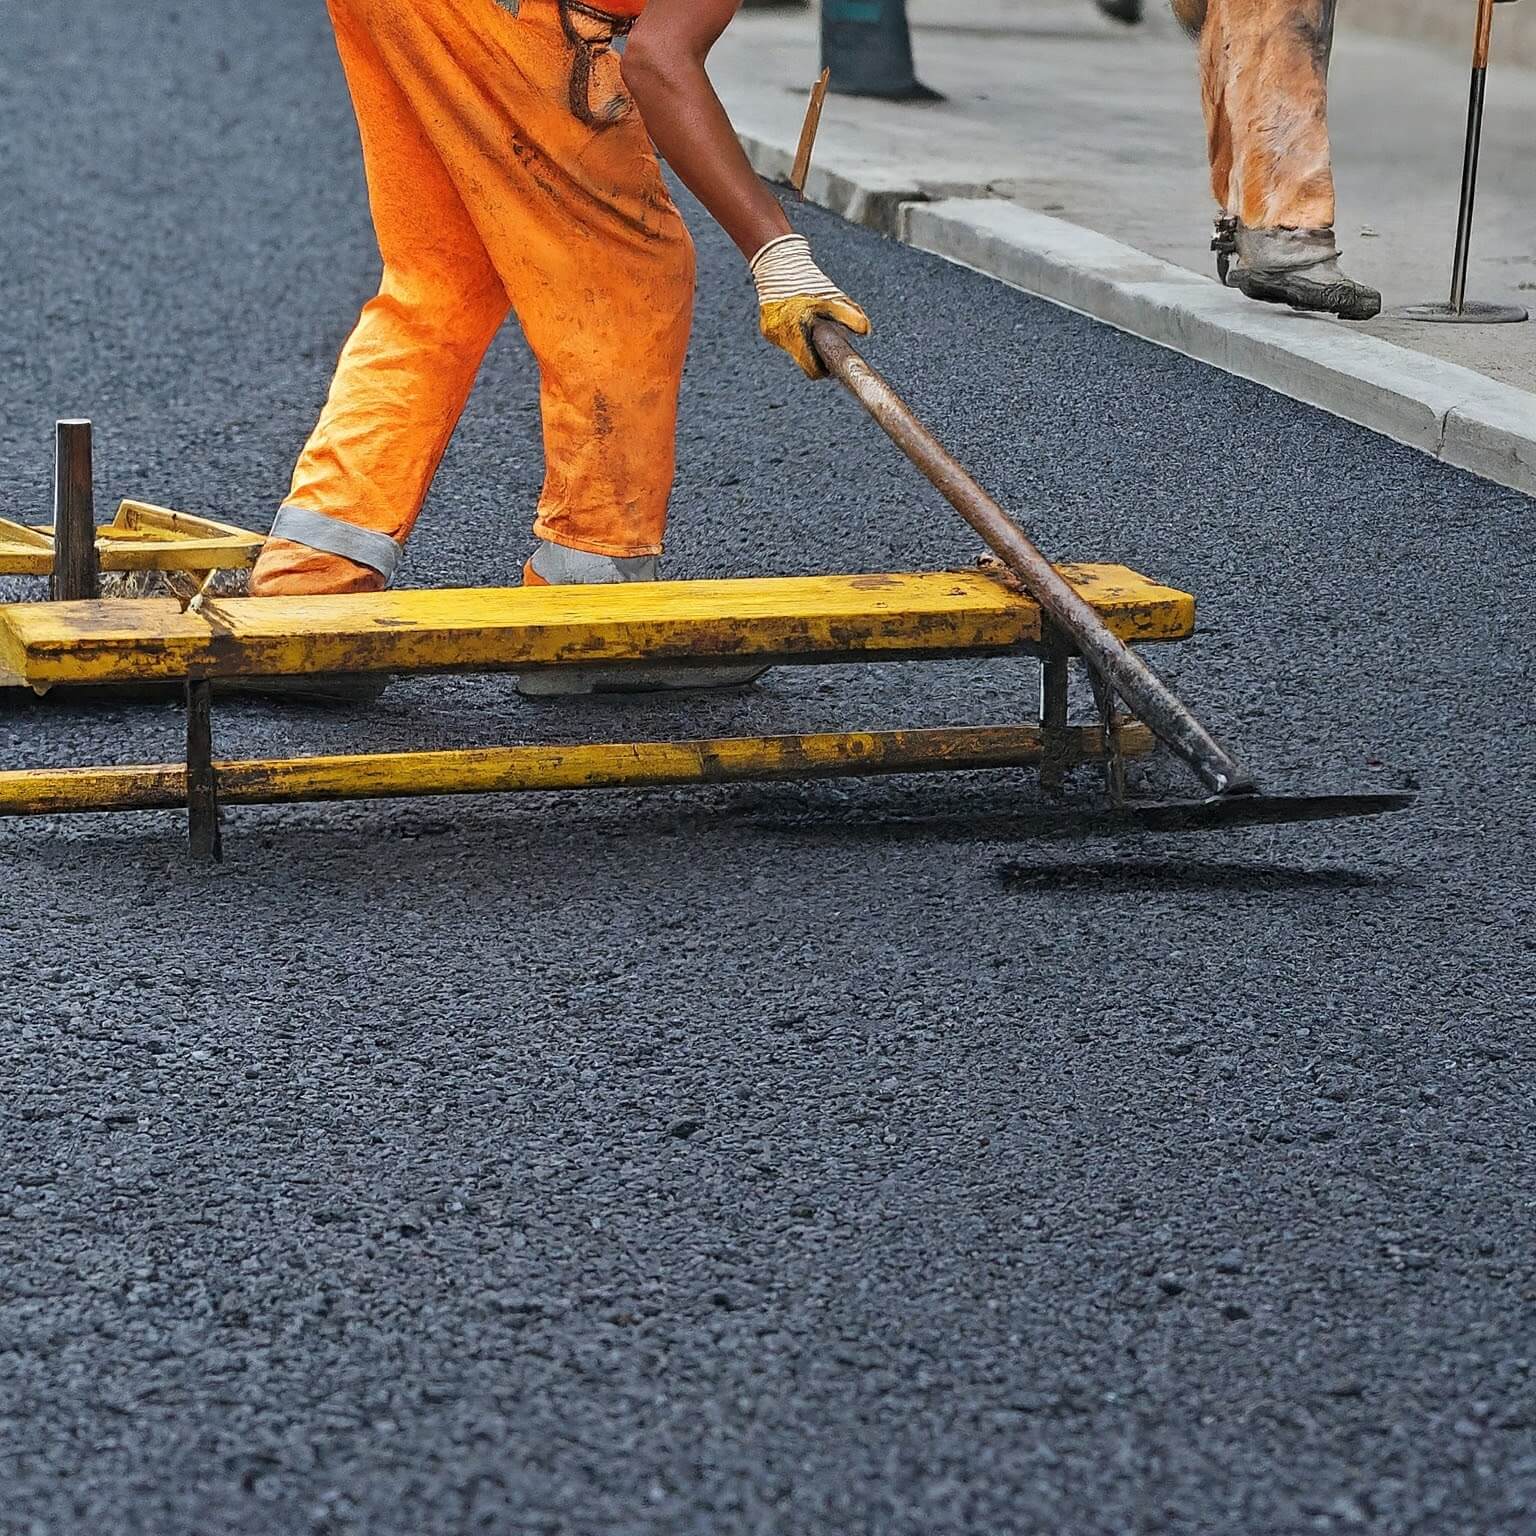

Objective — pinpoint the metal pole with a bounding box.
[1395,0,1526,324]
[1450,0,1497,311]
[49,420,99,602]
[185,679,223,863]
[811,321,1256,797]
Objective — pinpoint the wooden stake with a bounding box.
[50,420,99,602]
[789,68,831,200]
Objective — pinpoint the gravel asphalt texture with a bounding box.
[3,5,1535,1534]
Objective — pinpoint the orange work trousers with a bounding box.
[1178,0,1337,232]
[251,0,694,597]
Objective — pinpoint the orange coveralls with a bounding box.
[1176,0,1337,232]
[252,0,693,597]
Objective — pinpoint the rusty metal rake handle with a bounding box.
[811,320,1256,797]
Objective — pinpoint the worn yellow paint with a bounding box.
[0,501,262,577]
[0,518,57,577]
[0,566,1194,688]
[100,501,262,572]
[0,722,1155,816]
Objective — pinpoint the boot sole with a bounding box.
[1231,271,1382,322]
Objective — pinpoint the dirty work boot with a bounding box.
[1094,0,1142,22]
[515,541,770,698]
[1224,225,1381,321]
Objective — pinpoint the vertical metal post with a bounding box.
[1038,647,1071,795]
[186,680,223,864]
[1089,670,1128,808]
[50,420,100,602]
[1449,0,1497,312]
[1395,0,1527,325]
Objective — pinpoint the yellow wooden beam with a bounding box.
[0,566,1194,688]
[0,518,56,578]
[99,500,262,572]
[0,502,262,578]
[109,500,257,542]
[0,722,1154,816]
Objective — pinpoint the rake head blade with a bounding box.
[1030,790,1418,840]
[746,790,1417,847]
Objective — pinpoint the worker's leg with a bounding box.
[1202,0,1334,230]
[1193,0,1379,319]
[354,0,695,561]
[250,0,510,597]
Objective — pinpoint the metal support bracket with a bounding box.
[185,679,222,864]
[1038,633,1072,796]
[1088,667,1128,808]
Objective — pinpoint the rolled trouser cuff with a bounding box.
[1234,225,1340,274]
[527,539,658,585]
[269,505,403,583]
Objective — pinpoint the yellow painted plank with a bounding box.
[0,519,56,578]
[100,502,262,572]
[110,500,258,542]
[95,537,261,574]
[2,502,262,577]
[0,567,1195,687]
[0,722,1157,814]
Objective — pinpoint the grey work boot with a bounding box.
[1222,224,1381,321]
[515,540,770,698]
[1094,0,1142,22]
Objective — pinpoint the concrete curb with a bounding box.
[737,132,1536,499]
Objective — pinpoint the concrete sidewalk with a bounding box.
[714,0,1536,494]
[1352,0,1536,71]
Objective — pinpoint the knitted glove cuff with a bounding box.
[749,234,844,305]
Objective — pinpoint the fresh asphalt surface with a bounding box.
[2,5,1534,1535]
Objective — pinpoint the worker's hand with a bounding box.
[750,234,870,379]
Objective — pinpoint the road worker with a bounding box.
[1172,0,1380,319]
[1101,0,1378,319]
[249,0,869,691]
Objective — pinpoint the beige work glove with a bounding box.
[750,234,871,379]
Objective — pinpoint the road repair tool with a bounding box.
[0,379,1411,861]
[1396,0,1527,325]
[809,321,1413,836]
[0,525,1198,863]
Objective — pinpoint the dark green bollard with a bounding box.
[821,0,942,101]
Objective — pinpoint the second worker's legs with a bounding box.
[1193,0,1380,320]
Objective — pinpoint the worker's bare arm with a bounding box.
[624,0,869,376]
[621,0,792,260]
